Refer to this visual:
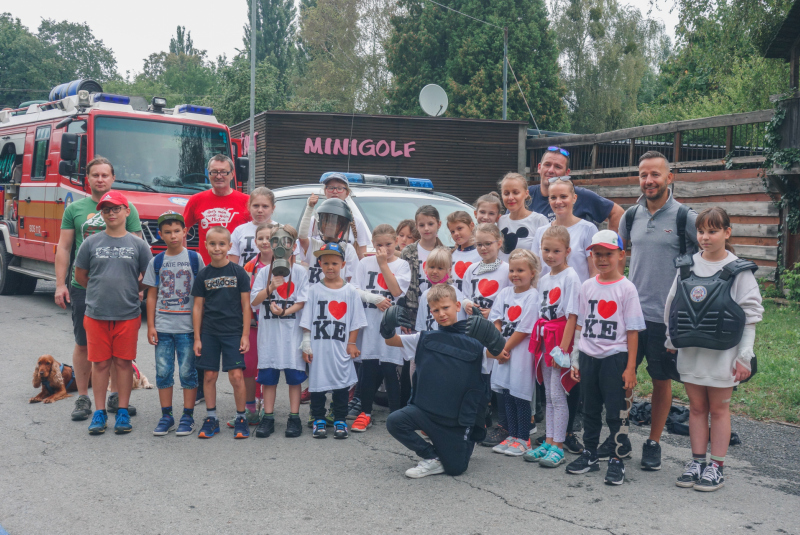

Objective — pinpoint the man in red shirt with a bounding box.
[183,154,250,403]
[183,154,250,265]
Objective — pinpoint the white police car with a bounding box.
[272,173,476,251]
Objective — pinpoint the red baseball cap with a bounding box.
[96,191,129,210]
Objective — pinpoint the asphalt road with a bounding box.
[2,282,799,535]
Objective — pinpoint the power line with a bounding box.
[421,0,503,29]
[506,60,541,135]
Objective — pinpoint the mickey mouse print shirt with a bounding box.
[488,286,539,400]
[299,282,368,392]
[498,212,549,261]
[355,256,411,365]
[578,276,645,358]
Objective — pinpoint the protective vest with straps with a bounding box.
[667,258,758,350]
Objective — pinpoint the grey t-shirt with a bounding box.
[75,232,152,321]
[618,191,698,323]
[142,249,204,333]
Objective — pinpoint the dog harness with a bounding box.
[668,258,757,350]
[42,363,75,394]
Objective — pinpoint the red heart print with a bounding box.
[454,261,472,279]
[507,305,522,322]
[377,273,388,290]
[598,300,617,319]
[276,282,295,299]
[328,301,347,320]
[422,261,427,271]
[548,287,561,305]
[478,279,499,297]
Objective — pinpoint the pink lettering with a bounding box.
[333,139,349,156]
[404,141,416,158]
[304,137,323,154]
[324,138,332,155]
[376,140,390,157]
[390,141,403,157]
[359,139,376,157]
[351,139,358,155]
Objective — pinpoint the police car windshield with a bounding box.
[353,196,476,247]
[94,117,230,194]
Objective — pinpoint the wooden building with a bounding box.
[229,111,527,204]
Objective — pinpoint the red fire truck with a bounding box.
[0,80,248,295]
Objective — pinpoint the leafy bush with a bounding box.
[783,263,800,302]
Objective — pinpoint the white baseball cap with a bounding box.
[586,229,624,251]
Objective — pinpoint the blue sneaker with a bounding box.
[312,419,327,438]
[233,415,250,439]
[114,408,132,434]
[198,417,220,439]
[176,414,195,436]
[88,410,107,435]
[153,415,175,436]
[333,420,349,440]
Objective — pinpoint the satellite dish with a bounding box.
[419,84,448,117]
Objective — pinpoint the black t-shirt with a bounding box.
[191,262,251,336]
[528,185,614,225]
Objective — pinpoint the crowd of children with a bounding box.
[71,156,761,493]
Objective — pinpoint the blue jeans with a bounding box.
[155,332,198,389]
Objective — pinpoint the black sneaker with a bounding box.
[480,425,508,447]
[676,459,706,488]
[566,450,599,474]
[285,415,302,438]
[694,463,724,492]
[255,416,274,438]
[534,434,546,446]
[604,458,625,485]
[564,433,584,454]
[534,403,544,423]
[71,395,92,421]
[346,397,362,420]
[106,393,137,416]
[333,420,349,439]
[597,435,632,460]
[641,439,662,471]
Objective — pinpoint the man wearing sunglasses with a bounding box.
[529,147,624,232]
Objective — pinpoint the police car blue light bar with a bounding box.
[93,93,131,105]
[321,172,434,190]
[177,104,214,115]
[321,172,364,184]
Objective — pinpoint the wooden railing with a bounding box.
[527,109,775,177]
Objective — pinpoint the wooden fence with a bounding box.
[528,110,782,279]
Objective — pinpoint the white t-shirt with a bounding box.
[299,282,368,392]
[355,256,411,365]
[415,243,435,295]
[250,263,309,371]
[309,206,370,248]
[488,286,539,400]
[303,236,359,285]
[398,332,421,362]
[498,212,549,261]
[532,219,598,283]
[230,221,273,266]
[451,246,482,294]
[415,286,468,332]
[537,267,582,321]
[578,276,646,358]
[462,262,510,310]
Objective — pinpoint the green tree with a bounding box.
[386,0,567,129]
[169,26,198,56]
[243,0,296,98]
[0,13,59,106]
[37,18,117,82]
[206,54,285,125]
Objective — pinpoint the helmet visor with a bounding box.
[318,213,350,243]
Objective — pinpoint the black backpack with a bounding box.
[624,203,691,260]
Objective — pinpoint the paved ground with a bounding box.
[2,282,799,534]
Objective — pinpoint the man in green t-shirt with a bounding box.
[55,157,143,422]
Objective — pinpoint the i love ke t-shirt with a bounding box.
[577,276,645,358]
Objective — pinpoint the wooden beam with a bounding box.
[628,138,636,167]
[733,245,778,261]
[591,143,598,174]
[674,131,682,163]
[674,178,776,196]
[726,126,734,155]
[679,201,779,217]
[562,155,765,177]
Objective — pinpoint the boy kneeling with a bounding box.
[382,285,506,478]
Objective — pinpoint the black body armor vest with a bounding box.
[668,258,757,350]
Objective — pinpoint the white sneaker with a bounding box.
[529,424,538,436]
[493,438,513,454]
[405,458,445,479]
[504,438,531,457]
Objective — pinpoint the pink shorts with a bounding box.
[243,327,258,378]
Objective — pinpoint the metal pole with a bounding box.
[502,27,508,120]
[248,0,257,192]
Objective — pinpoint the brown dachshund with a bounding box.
[30,355,77,404]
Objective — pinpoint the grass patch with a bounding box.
[634,300,800,423]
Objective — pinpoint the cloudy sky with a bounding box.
[12,0,679,76]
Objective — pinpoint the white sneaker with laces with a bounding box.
[504,438,531,457]
[405,458,445,479]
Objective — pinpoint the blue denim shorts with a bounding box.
[154,332,198,389]
[256,368,308,386]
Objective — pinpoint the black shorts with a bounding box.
[196,333,246,372]
[70,286,87,346]
[636,321,671,382]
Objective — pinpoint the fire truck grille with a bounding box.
[140,220,200,251]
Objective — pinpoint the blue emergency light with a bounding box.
[177,104,214,115]
[321,172,433,191]
[93,93,131,105]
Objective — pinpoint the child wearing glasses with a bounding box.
[305,173,371,259]
[497,172,548,261]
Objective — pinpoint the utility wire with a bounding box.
[506,60,541,135]
[421,0,503,29]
